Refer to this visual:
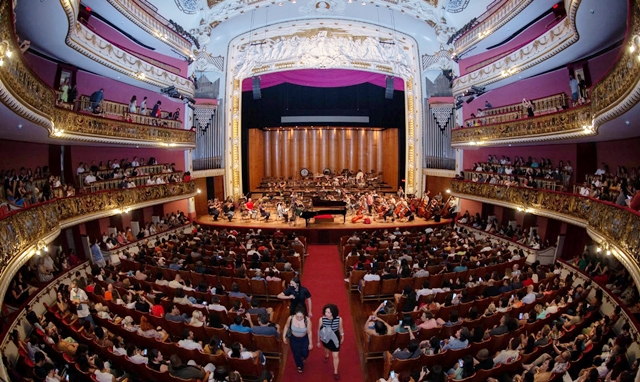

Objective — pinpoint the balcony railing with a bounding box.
[0,0,195,147]
[453,0,535,54]
[450,179,640,271]
[452,104,592,145]
[0,181,197,276]
[105,0,192,57]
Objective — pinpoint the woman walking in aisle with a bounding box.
[318,303,344,380]
[283,305,313,373]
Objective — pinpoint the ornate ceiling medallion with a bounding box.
[175,0,200,14]
[299,0,346,15]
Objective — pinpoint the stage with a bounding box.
[193,213,453,244]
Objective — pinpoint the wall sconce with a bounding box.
[35,240,49,256]
[0,40,13,66]
[629,35,640,60]
[197,188,202,194]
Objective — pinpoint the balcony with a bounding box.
[449,179,640,282]
[0,181,197,292]
[0,0,195,147]
[104,0,193,58]
[453,0,537,55]
[451,1,640,146]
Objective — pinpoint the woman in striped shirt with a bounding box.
[317,303,344,380]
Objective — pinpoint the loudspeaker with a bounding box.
[252,77,261,100]
[434,214,441,222]
[385,76,394,99]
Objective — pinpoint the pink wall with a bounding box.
[23,53,184,118]
[87,18,187,75]
[98,217,110,235]
[460,13,560,75]
[462,143,577,170]
[78,223,87,236]
[121,213,133,230]
[0,139,51,173]
[70,146,185,170]
[596,137,640,170]
[588,47,622,85]
[459,199,482,216]
[463,68,571,119]
[463,47,622,119]
[143,207,154,224]
[163,199,189,216]
[536,216,548,237]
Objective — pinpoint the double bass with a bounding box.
[351,204,365,223]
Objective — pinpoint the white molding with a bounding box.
[224,19,424,198]
[422,168,457,178]
[192,168,225,178]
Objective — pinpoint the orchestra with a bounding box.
[205,169,458,225]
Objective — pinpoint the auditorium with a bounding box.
[1,0,640,381]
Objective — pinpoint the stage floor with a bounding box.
[193,213,453,243]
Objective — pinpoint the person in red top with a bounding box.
[628,181,640,211]
[151,295,165,317]
[522,273,534,287]
[68,249,80,267]
[245,198,257,219]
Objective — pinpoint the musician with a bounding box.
[382,198,395,222]
[245,198,257,219]
[356,169,364,183]
[397,187,405,198]
[208,199,221,221]
[222,201,235,222]
[275,202,287,222]
[366,192,374,215]
[258,203,271,221]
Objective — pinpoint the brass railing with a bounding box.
[450,179,640,266]
[452,104,591,144]
[0,0,194,147]
[453,0,534,54]
[0,181,197,273]
[452,0,640,145]
[106,0,192,57]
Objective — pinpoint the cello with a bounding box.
[352,204,365,223]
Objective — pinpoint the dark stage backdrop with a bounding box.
[240,82,406,194]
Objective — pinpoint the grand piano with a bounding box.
[299,198,347,227]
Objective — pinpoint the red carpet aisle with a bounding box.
[281,245,365,382]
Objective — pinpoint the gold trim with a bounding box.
[0,182,196,279]
[451,180,640,270]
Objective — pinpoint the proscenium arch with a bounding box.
[224,19,424,198]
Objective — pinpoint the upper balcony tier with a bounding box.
[452,0,627,97]
[14,0,194,96]
[90,0,193,58]
[451,1,640,147]
[0,1,195,148]
[450,179,640,291]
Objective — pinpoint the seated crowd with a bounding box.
[5,225,302,381]
[457,212,548,250]
[98,211,190,251]
[456,155,573,190]
[2,165,74,208]
[353,226,636,382]
[76,156,186,187]
[576,162,640,208]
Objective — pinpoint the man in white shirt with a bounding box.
[156,177,166,185]
[579,182,591,197]
[207,296,228,313]
[70,281,94,326]
[595,163,607,175]
[131,157,140,167]
[84,173,97,185]
[493,340,519,365]
[178,330,203,350]
[522,285,537,304]
[168,274,185,289]
[76,163,85,175]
